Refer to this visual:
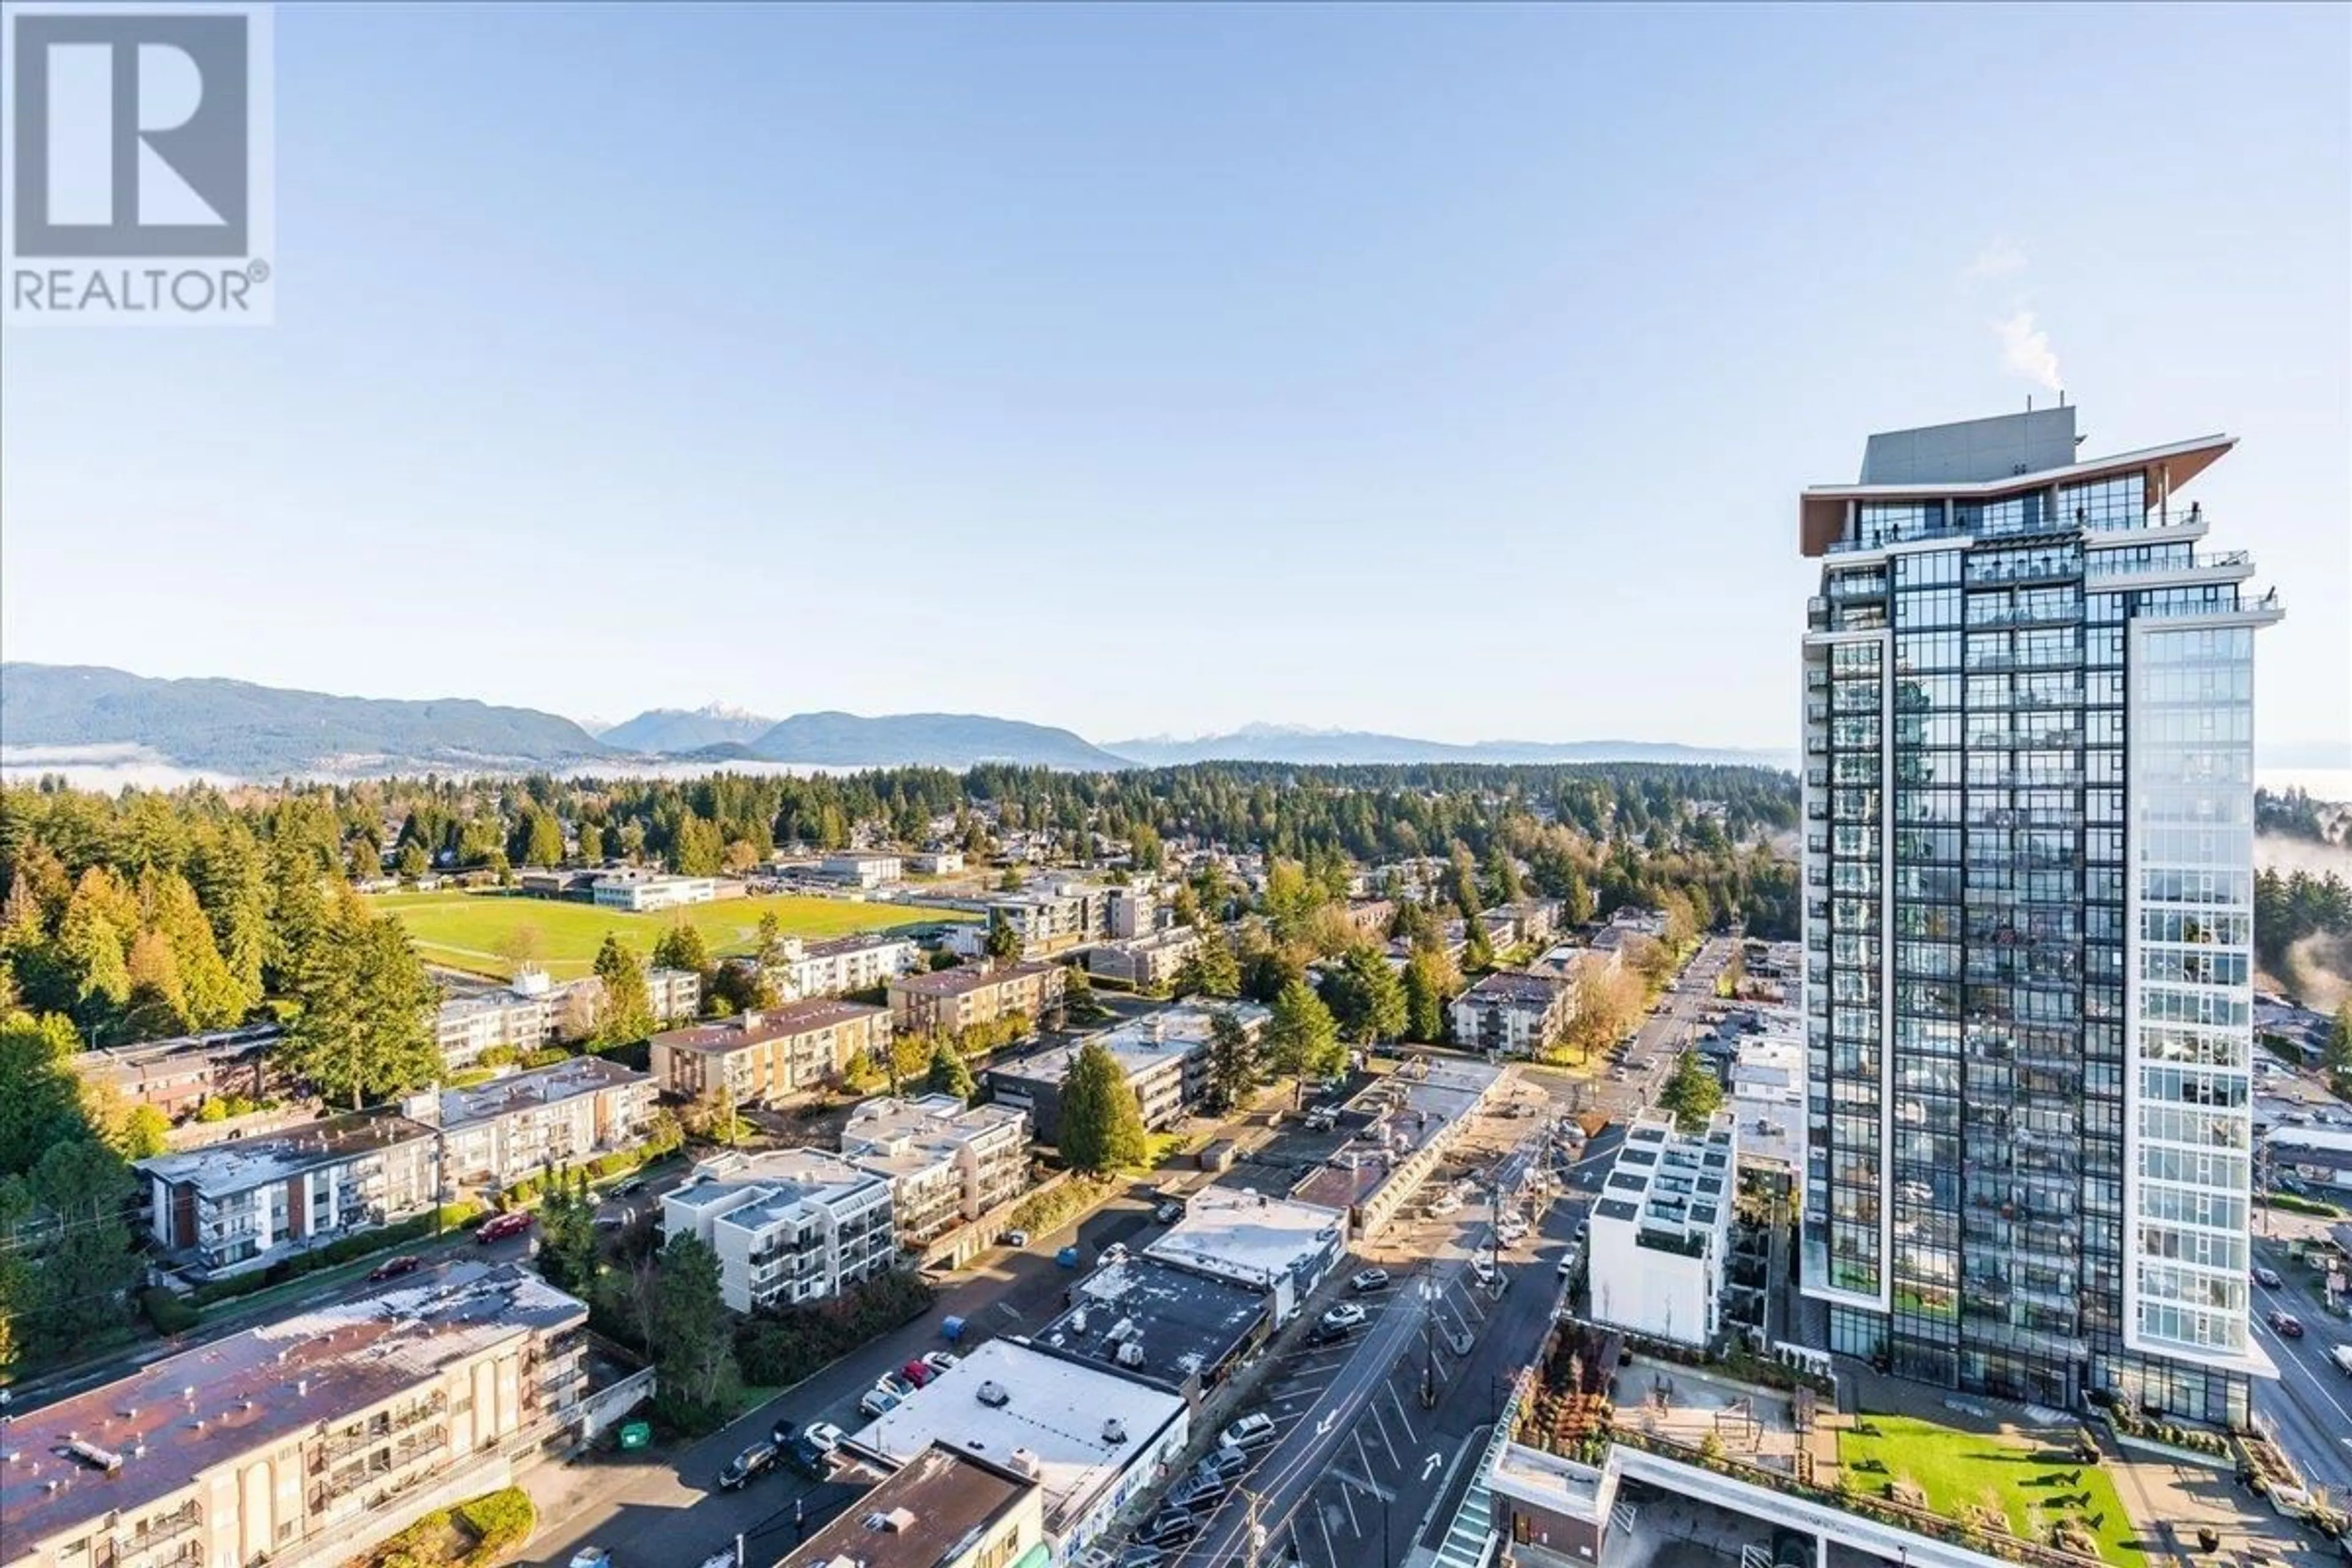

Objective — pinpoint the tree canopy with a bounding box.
[1058,1038,1148,1174]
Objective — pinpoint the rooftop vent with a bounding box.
[976,1380,1010,1408]
[1007,1446,1044,1478]
[1115,1343,1145,1370]
[1102,1418,1128,1444]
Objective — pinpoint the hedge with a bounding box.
[190,1201,484,1306]
[140,1285,200,1336]
[1006,1175,1102,1238]
[2264,1190,2345,1218]
[736,1272,936,1389]
[454,1487,535,1559]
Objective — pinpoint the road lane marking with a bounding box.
[1422,1450,1444,1480]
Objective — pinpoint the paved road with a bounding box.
[1585,933,1735,1120]
[2245,1248,2352,1497]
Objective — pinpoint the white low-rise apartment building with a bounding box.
[761,932,922,999]
[136,1109,440,1275]
[1448,968,1577,1056]
[437,965,699,1069]
[1588,1110,1740,1348]
[649,1000,893,1107]
[841,1093,1031,1249]
[0,1263,590,1568]
[590,869,717,911]
[663,1148,897,1312]
[418,1057,658,1191]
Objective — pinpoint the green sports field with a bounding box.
[371,889,974,980]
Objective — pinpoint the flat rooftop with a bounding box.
[850,1338,1183,1536]
[1597,1111,1738,1239]
[843,1095,1025,1157]
[990,1001,1269,1090]
[0,1262,582,1555]
[1146,1184,1344,1290]
[892,960,1058,998]
[1035,1254,1268,1392]
[434,1055,648,1129]
[1457,970,1569,1007]
[776,1441,1034,1568]
[135,1107,435,1196]
[670,1148,888,1232]
[653,1000,888,1055]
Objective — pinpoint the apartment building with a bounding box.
[888,960,1066,1036]
[662,1148,897,1312]
[1084,927,1200,991]
[1588,1110,1740,1348]
[136,1109,440,1275]
[969,884,1110,956]
[419,1057,657,1191]
[840,1093,1031,1249]
[908,850,966,875]
[649,1000,892,1107]
[1448,969,1577,1056]
[1800,406,2279,1422]
[984,1003,1267,1145]
[0,1263,587,1568]
[435,965,698,1071]
[758,932,922,1000]
[69,1025,275,1122]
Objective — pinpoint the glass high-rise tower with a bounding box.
[1796,407,2278,1423]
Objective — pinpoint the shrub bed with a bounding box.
[190,1202,484,1306]
[736,1271,937,1389]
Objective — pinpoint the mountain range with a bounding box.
[0,663,1788,779]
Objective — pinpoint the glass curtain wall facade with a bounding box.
[1800,418,2278,1424]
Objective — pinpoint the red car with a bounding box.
[366,1254,423,1283]
[2267,1310,2304,1339]
[477,1212,535,1245]
[902,1359,939,1388]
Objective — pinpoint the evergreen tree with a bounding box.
[926,1036,978,1102]
[652,920,714,980]
[650,1235,741,1432]
[1058,1038,1148,1173]
[150,870,251,1028]
[576,821,606,863]
[592,935,656,1045]
[1485,843,1525,905]
[123,929,189,1039]
[1205,1007,1264,1112]
[349,834,383,881]
[1657,1050,1724,1133]
[58,866,136,1033]
[1266,979,1344,1089]
[279,894,439,1107]
[1402,947,1455,1043]
[984,911,1023,962]
[1173,931,1243,999]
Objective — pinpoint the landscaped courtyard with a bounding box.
[371,889,974,979]
[1836,1414,2152,1568]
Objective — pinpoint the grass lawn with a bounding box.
[1838,1415,2151,1568]
[371,889,974,980]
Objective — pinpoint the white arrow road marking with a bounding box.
[1423,1451,1444,1480]
[1317,1410,1338,1437]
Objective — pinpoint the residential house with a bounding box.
[888,961,1066,1036]
[136,1109,439,1276]
[662,1148,897,1312]
[650,1001,893,1107]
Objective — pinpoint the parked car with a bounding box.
[784,1435,833,1480]
[877,1371,918,1400]
[902,1359,940,1388]
[1113,1550,1168,1568]
[366,1254,423,1283]
[613,1177,647,1197]
[1470,1258,1499,1290]
[1321,1303,1366,1331]
[1221,1412,1278,1452]
[804,1421,845,1453]
[922,1351,959,1375]
[568,1550,612,1568]
[1309,1318,1352,1346]
[1349,1268,1390,1292]
[2267,1311,2305,1338]
[1196,1446,1251,1483]
[477,1212,533,1244]
[2252,1265,2283,1288]
[1003,1229,1030,1248]
[859,1386,905,1419]
[1163,1475,1227,1514]
[716,1440,777,1491]
[1557,1248,1581,1278]
[1138,1512,1200,1548]
[1154,1200,1183,1224]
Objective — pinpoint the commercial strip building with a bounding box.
[840,1093,1032,1256]
[662,1148,897,1312]
[1586,1110,1740,1348]
[1291,1055,1504,1240]
[135,1109,440,1276]
[775,1441,1047,1568]
[888,960,1066,1036]
[1033,1251,1273,1406]
[982,1002,1268,1145]
[0,1262,594,1568]
[848,1337,1189,1566]
[410,1057,658,1193]
[1800,406,2279,1422]
[1142,1183,1345,1326]
[1082,927,1201,991]
[1448,969,1577,1057]
[649,1001,894,1107]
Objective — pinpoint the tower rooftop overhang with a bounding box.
[1798,433,2236,557]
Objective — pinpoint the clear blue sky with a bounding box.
[4,2,2346,755]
